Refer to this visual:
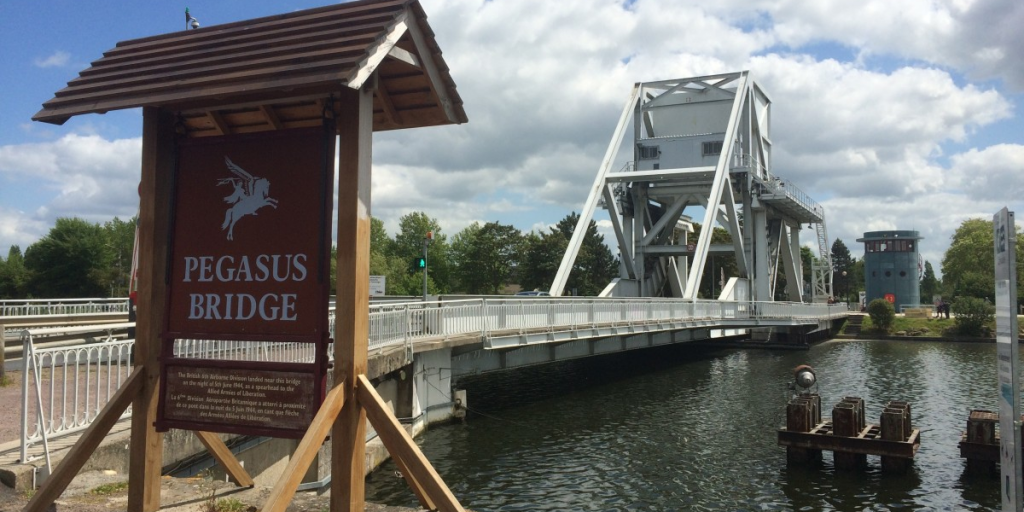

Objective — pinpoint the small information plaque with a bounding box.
[163,366,317,434]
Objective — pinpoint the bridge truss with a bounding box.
[551,71,833,302]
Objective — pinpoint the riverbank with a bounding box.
[833,332,997,343]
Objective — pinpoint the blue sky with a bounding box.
[2,0,1023,280]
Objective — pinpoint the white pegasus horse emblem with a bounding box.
[217,157,279,240]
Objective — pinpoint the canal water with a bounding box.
[365,340,1006,511]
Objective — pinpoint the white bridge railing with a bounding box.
[19,323,135,467]
[15,297,845,462]
[1,298,129,317]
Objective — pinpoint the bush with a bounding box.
[952,296,995,337]
[867,299,895,332]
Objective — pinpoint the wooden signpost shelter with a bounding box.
[28,1,467,511]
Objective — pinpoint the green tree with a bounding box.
[100,217,136,297]
[450,222,482,293]
[831,238,855,302]
[850,259,865,303]
[451,221,524,294]
[519,213,617,296]
[25,218,112,298]
[941,218,1024,303]
[951,296,994,337]
[867,298,895,333]
[558,213,617,296]
[690,222,737,299]
[920,261,940,303]
[395,212,451,292]
[801,246,814,288]
[519,231,567,293]
[370,217,394,258]
[0,245,30,298]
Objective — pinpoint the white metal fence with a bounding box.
[14,297,845,463]
[19,323,135,466]
[1,298,129,317]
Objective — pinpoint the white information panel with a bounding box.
[369,275,386,297]
[994,207,1021,512]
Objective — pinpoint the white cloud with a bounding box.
[2,0,1021,285]
[0,133,141,249]
[717,0,1024,90]
[33,50,71,68]
[0,207,48,255]
[948,143,1024,202]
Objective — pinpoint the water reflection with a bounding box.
[366,340,1007,511]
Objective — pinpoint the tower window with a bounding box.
[638,145,660,160]
[702,141,723,156]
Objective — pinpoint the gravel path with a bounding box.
[0,471,434,511]
[0,372,22,445]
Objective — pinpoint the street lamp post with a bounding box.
[422,231,433,301]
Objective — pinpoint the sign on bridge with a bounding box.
[157,127,334,438]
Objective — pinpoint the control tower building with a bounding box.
[856,230,923,310]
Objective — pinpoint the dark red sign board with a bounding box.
[163,364,318,434]
[165,127,332,339]
[157,126,334,437]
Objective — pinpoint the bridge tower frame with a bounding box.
[551,71,832,302]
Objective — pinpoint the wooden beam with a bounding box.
[208,110,230,135]
[260,105,284,130]
[195,431,255,488]
[357,374,464,512]
[25,368,144,512]
[348,14,409,90]
[387,45,420,68]
[403,8,458,123]
[262,382,346,512]
[128,105,175,512]
[375,85,402,126]
[391,447,436,510]
[332,83,374,512]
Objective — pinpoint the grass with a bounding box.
[854,314,1024,337]
[0,374,13,387]
[89,481,129,496]
[206,497,248,512]
[858,316,955,335]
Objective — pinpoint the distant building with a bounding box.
[856,230,922,310]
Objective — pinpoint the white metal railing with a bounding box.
[15,297,845,462]
[1,298,129,317]
[19,323,135,466]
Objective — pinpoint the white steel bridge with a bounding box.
[5,295,848,466]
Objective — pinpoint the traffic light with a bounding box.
[412,257,426,270]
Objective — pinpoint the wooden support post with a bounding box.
[195,431,255,487]
[889,400,911,440]
[964,409,997,475]
[842,396,865,431]
[263,383,346,512]
[358,374,463,512]
[25,369,144,512]
[391,450,436,511]
[127,105,175,512]
[332,83,374,512]
[880,403,911,473]
[832,401,866,471]
[785,393,821,465]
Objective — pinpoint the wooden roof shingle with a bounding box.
[33,0,466,135]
